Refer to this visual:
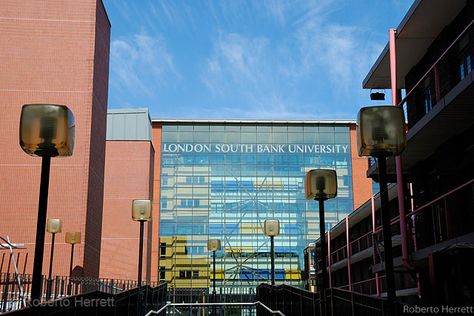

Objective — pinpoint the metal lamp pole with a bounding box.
[32,156,51,301]
[132,199,152,316]
[213,250,216,303]
[138,220,145,290]
[45,218,61,300]
[316,196,327,316]
[357,105,407,314]
[20,104,75,302]
[45,231,56,300]
[65,231,80,296]
[67,243,75,295]
[264,220,280,286]
[270,235,275,286]
[305,169,337,316]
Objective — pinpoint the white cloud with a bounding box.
[110,33,178,98]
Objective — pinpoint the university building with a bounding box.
[152,119,372,301]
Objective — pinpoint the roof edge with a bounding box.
[151,118,356,124]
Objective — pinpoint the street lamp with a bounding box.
[305,169,337,316]
[264,219,280,286]
[20,104,74,301]
[132,199,152,290]
[65,232,81,295]
[45,218,62,300]
[357,105,406,303]
[207,239,221,306]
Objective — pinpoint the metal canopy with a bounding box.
[363,0,467,89]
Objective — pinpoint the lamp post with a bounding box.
[45,219,62,300]
[65,232,81,295]
[263,220,280,286]
[305,169,337,316]
[132,199,152,290]
[357,105,406,304]
[207,239,221,308]
[20,104,74,302]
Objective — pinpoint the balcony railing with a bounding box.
[350,231,373,255]
[330,244,347,264]
[399,18,474,128]
[407,178,474,251]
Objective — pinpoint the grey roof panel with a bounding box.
[106,108,152,141]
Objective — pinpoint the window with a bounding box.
[179,271,186,278]
[161,197,168,210]
[193,271,199,278]
[160,243,166,258]
[159,267,165,280]
[180,199,193,207]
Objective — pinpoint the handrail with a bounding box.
[407,178,474,217]
[145,301,286,316]
[374,216,400,233]
[350,231,372,246]
[398,18,474,108]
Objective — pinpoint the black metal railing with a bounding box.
[3,283,167,316]
[0,272,160,314]
[257,283,404,316]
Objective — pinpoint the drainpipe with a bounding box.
[371,196,381,297]
[389,28,410,268]
[345,216,352,291]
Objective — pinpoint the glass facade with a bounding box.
[159,122,354,301]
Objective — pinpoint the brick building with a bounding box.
[0,0,110,278]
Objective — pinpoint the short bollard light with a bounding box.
[208,239,221,308]
[46,218,62,300]
[305,169,338,316]
[20,104,75,301]
[357,105,406,303]
[264,219,280,286]
[65,232,81,295]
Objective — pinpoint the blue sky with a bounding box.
[103,0,413,120]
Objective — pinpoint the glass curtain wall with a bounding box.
[159,122,353,302]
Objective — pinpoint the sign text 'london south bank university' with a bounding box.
[163,143,349,154]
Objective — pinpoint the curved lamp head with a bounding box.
[132,199,152,221]
[305,169,337,200]
[357,106,406,157]
[20,104,75,157]
[207,239,221,252]
[65,232,81,245]
[46,219,62,234]
[264,219,280,237]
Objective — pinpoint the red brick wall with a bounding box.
[350,125,373,209]
[0,0,110,278]
[100,141,154,281]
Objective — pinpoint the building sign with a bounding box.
[163,143,349,154]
